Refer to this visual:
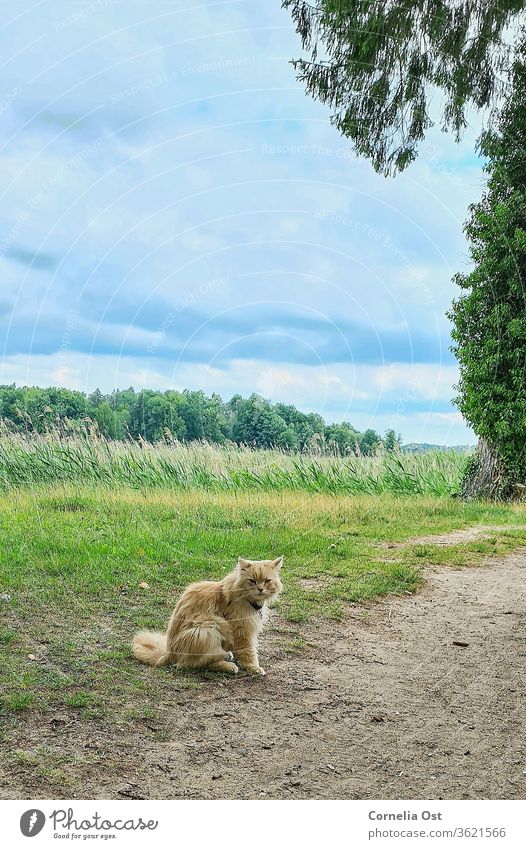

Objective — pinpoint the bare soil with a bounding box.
[3,547,525,800]
[381,524,525,548]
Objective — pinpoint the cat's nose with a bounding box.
[258,588,264,593]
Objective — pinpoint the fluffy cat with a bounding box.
[132,556,283,674]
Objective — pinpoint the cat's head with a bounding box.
[236,556,283,604]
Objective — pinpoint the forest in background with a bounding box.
[0,384,399,455]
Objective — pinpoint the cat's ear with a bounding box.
[272,556,284,570]
[238,557,251,570]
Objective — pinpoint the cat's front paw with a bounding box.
[247,665,265,675]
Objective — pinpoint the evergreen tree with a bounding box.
[89,388,103,408]
[283,1,523,174]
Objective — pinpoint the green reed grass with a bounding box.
[0,432,469,495]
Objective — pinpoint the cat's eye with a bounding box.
[264,579,271,584]
[249,578,257,584]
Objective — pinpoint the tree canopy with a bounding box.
[0,384,396,456]
[283,0,524,174]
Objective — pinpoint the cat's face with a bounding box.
[236,557,283,604]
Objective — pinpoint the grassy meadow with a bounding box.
[1,434,525,745]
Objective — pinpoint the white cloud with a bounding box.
[372,363,459,401]
[255,364,356,403]
[0,352,474,445]
[0,0,484,449]
[49,365,82,389]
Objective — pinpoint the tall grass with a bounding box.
[0,432,469,495]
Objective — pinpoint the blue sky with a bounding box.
[0,0,488,444]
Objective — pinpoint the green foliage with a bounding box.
[283,0,523,174]
[359,428,382,456]
[0,384,386,455]
[448,53,526,495]
[324,421,359,454]
[232,393,292,448]
[93,402,126,441]
[384,428,402,451]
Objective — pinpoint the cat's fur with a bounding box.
[132,556,283,674]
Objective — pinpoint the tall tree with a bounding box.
[0,383,401,454]
[359,427,382,456]
[232,394,294,448]
[284,0,526,497]
[93,401,126,440]
[283,0,524,174]
[384,428,402,451]
[448,52,526,498]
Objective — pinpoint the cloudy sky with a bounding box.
[0,0,488,444]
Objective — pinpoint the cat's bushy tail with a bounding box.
[132,630,169,666]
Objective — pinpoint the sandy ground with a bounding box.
[3,546,525,800]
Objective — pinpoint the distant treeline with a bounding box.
[0,384,401,455]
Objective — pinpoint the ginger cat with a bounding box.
[132,556,283,674]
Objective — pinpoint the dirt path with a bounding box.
[4,549,526,800]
